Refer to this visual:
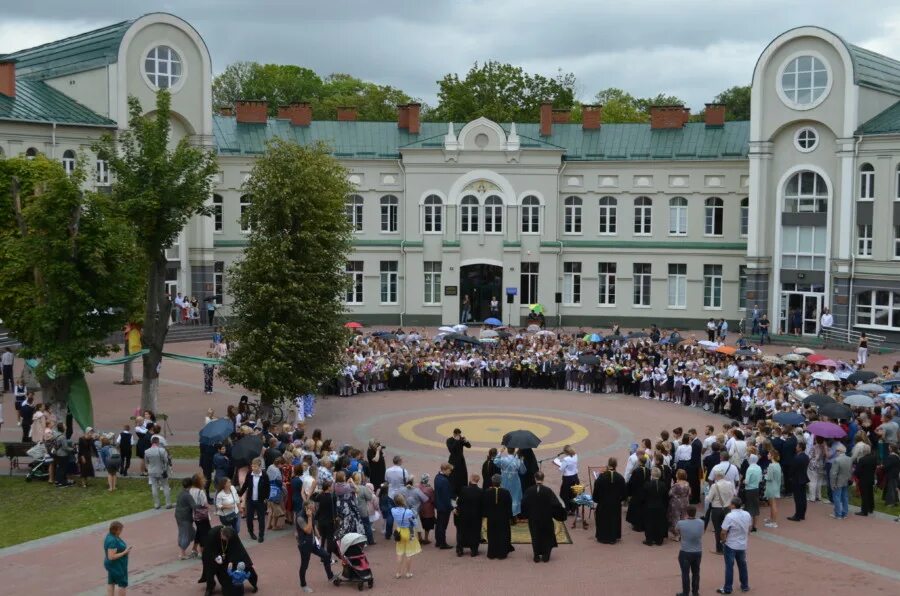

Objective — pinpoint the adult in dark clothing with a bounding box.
[688,430,703,504]
[642,468,669,545]
[787,441,810,521]
[779,432,797,490]
[446,429,471,496]
[481,448,500,491]
[518,447,539,496]
[366,441,386,489]
[592,458,627,544]
[482,474,514,559]
[118,426,133,476]
[626,463,648,532]
[20,397,34,443]
[855,450,878,516]
[199,443,216,496]
[238,458,270,542]
[521,471,567,562]
[455,475,483,557]
[198,526,257,596]
[883,445,900,506]
[295,502,333,591]
[434,463,454,549]
[312,481,337,555]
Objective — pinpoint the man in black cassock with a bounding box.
[454,474,483,557]
[199,525,257,595]
[687,428,703,504]
[446,428,471,496]
[642,467,669,545]
[592,457,626,544]
[625,461,648,532]
[521,470,567,562]
[482,473,515,559]
[518,448,539,496]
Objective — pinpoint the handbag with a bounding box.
[221,511,239,525]
[393,509,407,542]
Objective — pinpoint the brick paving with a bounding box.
[0,339,898,595]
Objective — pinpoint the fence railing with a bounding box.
[821,326,885,348]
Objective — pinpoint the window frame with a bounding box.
[668,196,688,236]
[345,195,364,233]
[423,261,442,305]
[460,195,479,234]
[213,261,225,306]
[704,197,724,237]
[212,194,223,233]
[738,265,748,310]
[423,195,443,234]
[857,223,873,257]
[597,262,617,306]
[794,127,819,153]
[484,195,504,234]
[379,260,399,305]
[633,197,652,236]
[61,149,76,176]
[703,264,723,309]
[345,261,364,305]
[784,171,828,213]
[777,52,831,110]
[521,195,541,234]
[520,262,539,304]
[239,194,253,234]
[563,261,582,306]
[632,263,651,307]
[95,158,110,185]
[781,225,827,271]
[855,290,900,330]
[380,195,399,234]
[859,163,875,201]
[563,196,582,235]
[667,263,687,309]
[739,197,749,237]
[598,196,617,235]
[142,44,185,91]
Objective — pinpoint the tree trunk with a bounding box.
[122,335,134,384]
[141,257,171,414]
[40,374,72,426]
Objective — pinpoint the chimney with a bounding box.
[406,102,420,134]
[704,103,726,127]
[582,104,602,130]
[551,109,570,124]
[278,102,312,126]
[235,100,268,124]
[649,105,687,130]
[0,59,15,98]
[337,106,357,121]
[682,107,691,126]
[217,106,233,117]
[397,104,409,129]
[540,101,553,136]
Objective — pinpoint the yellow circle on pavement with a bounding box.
[398,412,588,451]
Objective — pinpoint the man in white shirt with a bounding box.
[1,347,14,393]
[384,455,410,499]
[708,452,741,485]
[555,445,580,514]
[706,470,736,555]
[623,447,644,483]
[717,497,752,594]
[702,425,717,458]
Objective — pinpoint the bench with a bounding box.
[4,442,32,475]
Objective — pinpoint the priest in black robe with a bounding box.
[625,462,648,532]
[198,525,257,595]
[642,467,669,546]
[592,457,627,544]
[454,474,483,557]
[518,448,539,496]
[482,473,515,559]
[521,470,567,562]
[446,429,471,496]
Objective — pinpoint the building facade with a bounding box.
[1,15,899,341]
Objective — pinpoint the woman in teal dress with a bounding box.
[104,521,131,595]
[763,450,782,529]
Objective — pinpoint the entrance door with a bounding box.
[780,292,822,335]
[460,264,502,323]
[802,294,821,335]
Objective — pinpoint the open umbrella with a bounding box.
[448,333,479,345]
[783,353,805,362]
[497,330,513,339]
[453,324,469,333]
[882,379,900,389]
[843,394,875,408]
[535,330,554,337]
[203,294,222,302]
[812,371,838,382]
[501,429,542,449]
[667,335,684,345]
[578,354,600,365]
[199,418,234,446]
[883,394,900,404]
[527,324,541,333]
[484,317,502,326]
[716,345,737,355]
[857,383,886,393]
[816,359,838,368]
[807,421,846,438]
[344,321,362,329]
[480,329,499,338]
[480,337,498,344]
[529,303,545,314]
[231,435,264,468]
[801,393,835,407]
[763,355,785,365]
[590,333,603,343]
[438,326,456,333]
[735,349,755,357]
[698,340,719,349]
[773,411,805,426]
[819,402,852,420]
[371,330,392,336]
[847,371,877,384]
[793,347,816,355]
[806,354,827,364]
[379,333,399,341]
[741,360,762,367]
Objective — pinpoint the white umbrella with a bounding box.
[438,326,455,333]
[763,355,785,365]
[812,371,839,382]
[783,353,805,362]
[452,324,468,333]
[793,347,816,355]
[857,383,886,393]
[535,330,554,337]
[843,394,875,408]
[526,324,540,332]
[698,340,719,349]
[883,394,900,404]
[479,329,499,338]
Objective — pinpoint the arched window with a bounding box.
[784,171,828,213]
[212,194,223,232]
[484,195,503,233]
[345,195,363,232]
[25,147,38,160]
[856,290,900,329]
[380,195,399,233]
[423,195,443,233]
[598,196,617,234]
[240,194,252,233]
[704,197,724,236]
[859,163,874,200]
[564,196,582,234]
[634,196,652,235]
[521,195,540,234]
[740,198,749,237]
[460,195,479,233]
[61,149,76,176]
[668,197,688,235]
[95,151,110,185]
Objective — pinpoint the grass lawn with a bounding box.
[0,476,171,548]
[166,444,200,460]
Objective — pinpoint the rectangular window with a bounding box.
[95,159,110,185]
[165,234,180,261]
[520,262,539,304]
[857,224,873,257]
[424,200,443,233]
[423,261,442,305]
[346,261,364,304]
[895,225,900,258]
[380,199,398,233]
[703,264,723,308]
[240,196,252,233]
[633,263,651,306]
[634,202,652,235]
[856,290,900,329]
[379,261,398,304]
[860,169,875,200]
[213,196,223,233]
[781,225,826,270]
[597,262,616,305]
[738,265,747,310]
[214,261,224,305]
[164,267,178,297]
[563,262,581,305]
[669,201,687,235]
[598,202,617,234]
[740,201,749,236]
[667,263,686,309]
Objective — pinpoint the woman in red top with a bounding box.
[417,474,436,545]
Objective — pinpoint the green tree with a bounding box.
[219,140,352,404]
[430,61,576,123]
[593,88,687,123]
[713,85,751,121]
[0,156,142,415]
[95,90,219,413]
[317,73,414,121]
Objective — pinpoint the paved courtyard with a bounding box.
[0,339,898,595]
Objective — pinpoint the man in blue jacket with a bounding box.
[434,462,454,549]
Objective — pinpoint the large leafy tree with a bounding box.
[96,90,219,413]
[0,156,142,415]
[220,140,352,404]
[430,61,576,123]
[712,85,751,121]
[593,88,687,123]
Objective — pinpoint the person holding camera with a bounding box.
[446,429,471,496]
[295,500,334,593]
[366,440,386,488]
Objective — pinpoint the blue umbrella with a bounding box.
[590,333,603,342]
[773,411,805,426]
[484,317,502,326]
[199,418,234,446]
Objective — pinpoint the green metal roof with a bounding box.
[856,99,900,134]
[845,43,900,96]
[4,19,134,81]
[0,79,115,126]
[213,117,749,161]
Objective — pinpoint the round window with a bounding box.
[794,127,818,152]
[144,45,183,89]
[779,55,829,109]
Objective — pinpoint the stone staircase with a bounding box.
[0,323,214,349]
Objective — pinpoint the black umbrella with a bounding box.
[231,435,264,468]
[801,393,835,407]
[819,402,852,420]
[847,371,877,384]
[773,411,805,426]
[735,349,755,357]
[668,335,684,345]
[626,331,648,339]
[496,330,513,339]
[203,294,222,302]
[578,354,600,365]
[501,429,542,449]
[448,333,479,345]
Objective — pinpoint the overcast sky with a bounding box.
[2,0,899,111]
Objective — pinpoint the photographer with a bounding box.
[295,501,334,592]
[446,429,471,496]
[366,439,385,487]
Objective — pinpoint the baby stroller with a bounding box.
[333,533,373,590]
[25,443,51,482]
